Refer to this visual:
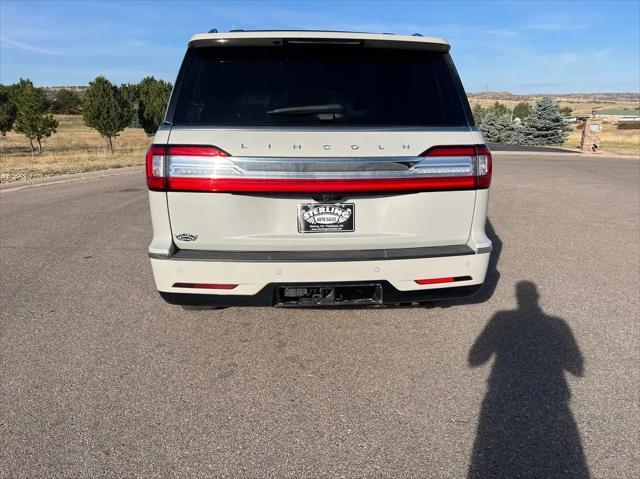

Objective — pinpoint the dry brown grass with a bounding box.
[468,98,639,117]
[1,111,638,184]
[0,115,150,183]
[563,121,640,156]
[468,98,640,155]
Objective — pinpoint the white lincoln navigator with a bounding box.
[147,30,492,307]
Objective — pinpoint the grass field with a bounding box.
[468,97,640,117]
[563,121,640,156]
[1,112,638,183]
[0,115,150,183]
[465,98,639,155]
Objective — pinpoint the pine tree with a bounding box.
[82,76,132,152]
[12,79,58,153]
[0,84,17,135]
[479,110,517,144]
[522,96,571,146]
[137,76,172,136]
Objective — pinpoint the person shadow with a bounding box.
[467,281,590,479]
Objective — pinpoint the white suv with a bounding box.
[147,30,492,307]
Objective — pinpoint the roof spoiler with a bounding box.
[188,31,450,52]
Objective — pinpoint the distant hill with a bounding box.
[39,86,639,104]
[467,92,640,103]
[41,86,88,101]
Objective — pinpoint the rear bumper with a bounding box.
[159,282,484,307]
[150,249,491,306]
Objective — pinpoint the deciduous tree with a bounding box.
[560,106,573,117]
[53,88,81,114]
[472,104,486,124]
[489,101,510,117]
[513,102,532,120]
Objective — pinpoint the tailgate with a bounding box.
[165,129,479,252]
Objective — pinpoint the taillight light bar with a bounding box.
[146,145,492,193]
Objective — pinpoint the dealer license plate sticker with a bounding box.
[297,203,355,233]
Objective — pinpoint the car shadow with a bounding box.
[467,281,590,478]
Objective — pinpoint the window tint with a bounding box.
[172,44,471,127]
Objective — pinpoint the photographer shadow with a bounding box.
[467,281,589,478]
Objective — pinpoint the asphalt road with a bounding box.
[1,153,638,478]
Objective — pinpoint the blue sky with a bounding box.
[1,0,639,93]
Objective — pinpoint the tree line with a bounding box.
[0,76,172,153]
[473,97,573,146]
[1,83,573,152]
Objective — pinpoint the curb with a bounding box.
[1,150,638,194]
[0,166,144,193]
[492,150,639,160]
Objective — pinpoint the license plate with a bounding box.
[277,284,382,306]
[297,203,355,233]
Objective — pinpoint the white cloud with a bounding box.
[524,23,589,31]
[0,36,65,56]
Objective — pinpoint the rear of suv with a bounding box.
[147,30,492,307]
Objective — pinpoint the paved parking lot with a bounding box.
[1,153,638,478]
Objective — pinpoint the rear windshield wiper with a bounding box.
[267,104,345,116]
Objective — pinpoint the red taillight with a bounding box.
[146,145,167,191]
[146,144,491,193]
[414,275,472,285]
[146,145,229,191]
[166,176,477,193]
[172,282,237,290]
[473,145,492,188]
[423,145,492,189]
[167,146,228,157]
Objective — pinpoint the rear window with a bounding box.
[171,43,472,127]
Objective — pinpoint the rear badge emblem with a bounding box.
[175,233,198,242]
[298,203,355,233]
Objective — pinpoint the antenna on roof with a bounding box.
[412,33,423,37]
[208,28,218,33]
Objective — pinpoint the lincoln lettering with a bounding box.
[236,144,411,151]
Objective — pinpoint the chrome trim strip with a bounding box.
[167,155,476,179]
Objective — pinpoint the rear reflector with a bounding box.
[172,282,238,290]
[146,144,492,193]
[414,275,472,285]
